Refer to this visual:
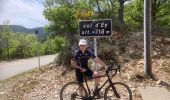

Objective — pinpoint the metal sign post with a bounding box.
[94,37,97,56]
[35,30,40,69]
[79,19,112,71]
[94,37,97,71]
[144,0,152,76]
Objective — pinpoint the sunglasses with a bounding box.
[79,45,86,46]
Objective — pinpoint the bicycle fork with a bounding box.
[108,76,120,98]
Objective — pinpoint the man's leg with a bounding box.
[76,70,84,96]
[79,84,84,96]
[85,69,101,97]
[93,71,100,88]
[85,69,100,89]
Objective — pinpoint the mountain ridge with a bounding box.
[0,25,46,36]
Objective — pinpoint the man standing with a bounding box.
[71,39,107,96]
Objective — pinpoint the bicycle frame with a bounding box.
[82,70,120,99]
[77,58,121,99]
[83,74,107,97]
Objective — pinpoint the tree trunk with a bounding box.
[66,21,74,48]
[60,20,75,65]
[7,47,9,59]
[20,46,24,58]
[107,0,111,17]
[95,0,101,13]
[118,0,124,23]
[152,0,157,22]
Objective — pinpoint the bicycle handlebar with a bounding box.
[105,64,121,76]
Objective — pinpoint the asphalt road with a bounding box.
[0,54,57,80]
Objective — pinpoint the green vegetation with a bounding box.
[125,0,170,32]
[44,0,170,33]
[0,21,65,60]
[1,0,169,61]
[43,0,170,65]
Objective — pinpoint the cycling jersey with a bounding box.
[73,49,96,68]
[72,49,96,83]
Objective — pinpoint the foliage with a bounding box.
[44,0,170,35]
[42,36,66,55]
[43,0,170,65]
[124,0,170,31]
[44,5,77,36]
[0,21,66,60]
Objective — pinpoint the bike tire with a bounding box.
[104,82,132,100]
[60,81,88,100]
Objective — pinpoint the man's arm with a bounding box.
[88,49,107,67]
[71,59,86,72]
[71,60,81,69]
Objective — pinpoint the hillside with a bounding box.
[0,25,46,36]
[0,32,170,100]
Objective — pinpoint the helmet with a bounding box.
[79,39,87,46]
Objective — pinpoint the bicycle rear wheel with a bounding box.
[60,82,87,100]
[104,82,132,100]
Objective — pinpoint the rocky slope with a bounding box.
[0,32,170,100]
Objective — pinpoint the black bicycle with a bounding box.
[60,64,132,100]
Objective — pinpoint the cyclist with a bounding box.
[71,39,107,96]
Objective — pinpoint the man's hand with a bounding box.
[80,68,86,72]
[105,66,108,70]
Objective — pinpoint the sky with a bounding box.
[0,0,48,28]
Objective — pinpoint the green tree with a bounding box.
[13,32,37,58]
[43,38,55,55]
[124,0,170,31]
[43,36,66,54]
[152,0,170,24]
[44,5,77,47]
[0,20,12,59]
[54,36,66,52]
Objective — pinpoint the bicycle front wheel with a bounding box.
[60,82,87,100]
[104,82,132,100]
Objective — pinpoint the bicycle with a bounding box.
[60,64,132,100]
